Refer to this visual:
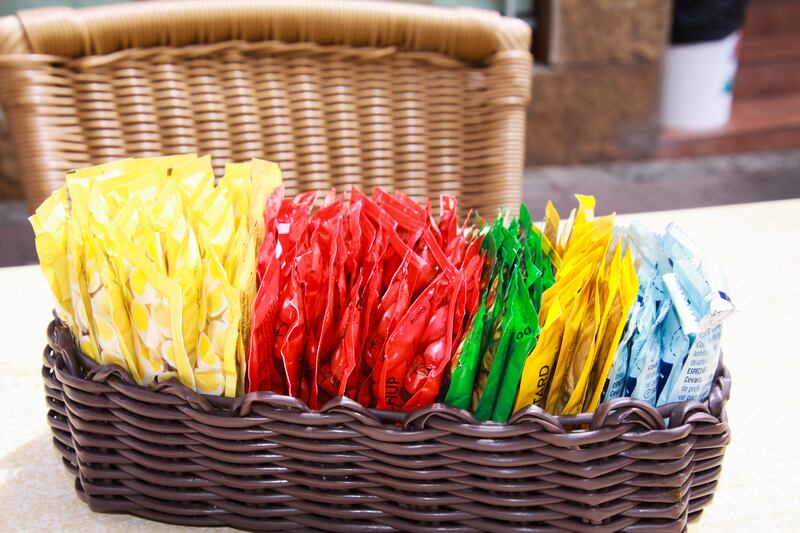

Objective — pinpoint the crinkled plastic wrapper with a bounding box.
[30,154,282,397]
[445,205,556,422]
[509,196,639,417]
[601,222,735,407]
[248,187,484,411]
[33,169,731,412]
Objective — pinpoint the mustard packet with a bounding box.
[546,267,599,415]
[559,245,622,415]
[513,298,565,412]
[518,195,631,416]
[583,250,639,411]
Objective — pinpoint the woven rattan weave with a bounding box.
[44,319,730,532]
[0,0,531,214]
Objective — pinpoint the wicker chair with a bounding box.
[0,0,531,214]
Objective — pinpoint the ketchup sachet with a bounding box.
[247,186,485,412]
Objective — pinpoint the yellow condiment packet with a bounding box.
[29,186,73,330]
[543,200,560,251]
[66,217,100,362]
[250,158,283,241]
[84,232,141,381]
[583,250,639,411]
[233,227,258,395]
[171,155,215,223]
[34,154,282,398]
[546,269,599,414]
[197,183,236,261]
[560,244,622,415]
[196,252,241,397]
[513,298,565,412]
[88,167,160,230]
[530,194,626,415]
[111,219,194,389]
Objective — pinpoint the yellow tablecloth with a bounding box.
[1,199,798,531]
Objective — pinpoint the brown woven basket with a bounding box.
[0,0,531,215]
[44,318,731,532]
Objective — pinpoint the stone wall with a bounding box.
[527,0,672,165]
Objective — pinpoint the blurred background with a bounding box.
[1,0,799,266]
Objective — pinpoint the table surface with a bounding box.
[1,199,798,532]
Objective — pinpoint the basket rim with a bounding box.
[46,317,731,436]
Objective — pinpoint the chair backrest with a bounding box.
[0,0,531,214]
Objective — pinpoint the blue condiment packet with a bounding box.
[602,222,734,407]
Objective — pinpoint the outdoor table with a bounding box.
[1,199,797,532]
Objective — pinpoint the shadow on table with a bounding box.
[0,431,81,528]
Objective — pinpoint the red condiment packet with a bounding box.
[378,272,455,410]
[249,190,315,394]
[307,197,345,408]
[275,263,305,396]
[248,186,485,414]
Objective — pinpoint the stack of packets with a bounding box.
[248,187,485,410]
[443,204,557,422]
[600,222,735,406]
[513,196,641,417]
[33,165,734,418]
[445,196,640,420]
[30,154,282,397]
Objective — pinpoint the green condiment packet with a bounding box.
[444,298,487,410]
[491,267,540,422]
[473,265,524,420]
[445,203,559,420]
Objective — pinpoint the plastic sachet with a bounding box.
[656,224,735,405]
[83,227,141,381]
[247,187,484,411]
[470,224,515,416]
[541,201,616,415]
[442,205,555,422]
[249,189,316,397]
[582,250,638,411]
[602,222,734,407]
[32,154,282,397]
[196,251,241,396]
[110,209,194,388]
[600,222,672,405]
[372,199,470,411]
[30,187,75,334]
[388,232,482,412]
[513,298,564,411]
[66,216,100,362]
[487,265,539,422]
[379,271,455,410]
[508,196,639,416]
